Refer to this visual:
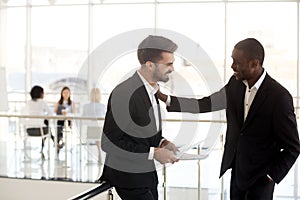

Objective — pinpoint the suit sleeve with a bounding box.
[168,86,227,113]
[268,91,300,183]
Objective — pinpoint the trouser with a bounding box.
[57,120,71,142]
[230,171,275,200]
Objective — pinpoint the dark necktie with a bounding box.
[154,92,162,131]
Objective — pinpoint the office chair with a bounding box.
[80,119,103,164]
[20,117,51,161]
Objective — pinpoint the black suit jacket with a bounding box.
[100,72,163,189]
[168,73,300,190]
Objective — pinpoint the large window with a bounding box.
[227,2,297,95]
[157,3,225,96]
[1,1,299,104]
[0,1,299,199]
[1,7,26,107]
[31,5,88,99]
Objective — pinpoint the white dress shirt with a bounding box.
[21,99,53,127]
[137,71,162,160]
[243,70,266,121]
[22,99,53,116]
[137,71,160,131]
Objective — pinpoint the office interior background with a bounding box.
[0,0,300,199]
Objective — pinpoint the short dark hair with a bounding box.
[137,35,178,64]
[234,38,265,65]
[30,85,44,101]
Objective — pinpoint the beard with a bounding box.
[155,71,171,83]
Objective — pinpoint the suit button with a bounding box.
[240,133,244,136]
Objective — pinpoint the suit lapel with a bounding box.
[142,90,157,131]
[236,82,246,129]
[241,75,269,131]
[132,72,158,131]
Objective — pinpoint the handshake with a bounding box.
[154,139,179,164]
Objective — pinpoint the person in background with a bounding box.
[157,38,300,200]
[82,87,107,163]
[99,35,179,200]
[21,85,53,159]
[82,88,106,117]
[54,86,76,150]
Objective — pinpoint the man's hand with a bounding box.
[154,148,179,164]
[160,140,179,154]
[156,89,168,103]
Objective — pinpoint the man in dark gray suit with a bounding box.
[100,35,179,200]
[157,38,300,200]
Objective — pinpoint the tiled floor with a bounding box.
[0,131,299,200]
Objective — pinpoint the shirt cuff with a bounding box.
[158,138,166,147]
[166,95,171,106]
[148,147,155,160]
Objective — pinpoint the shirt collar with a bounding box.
[137,70,159,95]
[243,68,266,90]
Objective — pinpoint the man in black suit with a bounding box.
[157,38,300,200]
[99,35,179,200]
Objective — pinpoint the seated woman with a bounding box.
[21,85,53,159]
[82,88,106,163]
[53,86,76,152]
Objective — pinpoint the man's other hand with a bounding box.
[160,140,179,154]
[154,148,179,164]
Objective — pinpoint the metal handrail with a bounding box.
[68,182,113,200]
[0,113,105,121]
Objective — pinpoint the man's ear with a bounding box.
[145,61,154,69]
[250,59,259,69]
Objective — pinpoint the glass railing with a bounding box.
[0,113,299,200]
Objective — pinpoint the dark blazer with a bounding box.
[100,72,163,189]
[168,73,300,190]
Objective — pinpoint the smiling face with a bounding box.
[231,48,252,81]
[62,88,70,100]
[231,47,263,88]
[152,51,175,83]
[230,38,265,88]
